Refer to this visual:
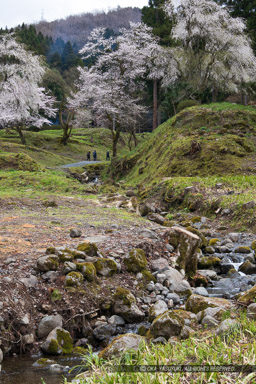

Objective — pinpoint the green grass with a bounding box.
[0,169,95,198]
[66,311,256,384]
[0,127,148,168]
[112,103,256,186]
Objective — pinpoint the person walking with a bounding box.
[93,150,97,161]
[87,151,91,161]
[106,151,110,161]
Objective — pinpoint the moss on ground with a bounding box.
[112,103,256,185]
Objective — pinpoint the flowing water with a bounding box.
[0,355,83,384]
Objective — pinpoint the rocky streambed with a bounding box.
[1,206,256,383]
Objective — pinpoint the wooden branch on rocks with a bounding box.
[64,308,100,324]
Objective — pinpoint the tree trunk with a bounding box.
[16,126,26,145]
[60,109,74,145]
[242,93,248,106]
[132,130,138,147]
[60,131,69,146]
[153,79,158,130]
[112,128,120,157]
[212,87,218,103]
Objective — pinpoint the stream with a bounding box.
[1,228,256,383]
[0,355,82,384]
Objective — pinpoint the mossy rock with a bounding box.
[33,358,56,367]
[37,255,59,272]
[227,268,238,277]
[189,273,208,287]
[185,294,233,314]
[141,269,156,284]
[76,262,97,281]
[149,310,184,339]
[124,248,147,273]
[235,246,251,254]
[168,226,200,277]
[138,325,150,336]
[191,216,201,223]
[65,272,84,287]
[99,334,145,359]
[198,257,221,269]
[113,288,135,308]
[77,242,98,256]
[185,226,207,248]
[204,246,215,254]
[173,310,198,326]
[46,247,56,255]
[237,285,256,305]
[58,251,74,263]
[208,238,220,246]
[41,327,73,355]
[251,241,256,251]
[94,258,117,277]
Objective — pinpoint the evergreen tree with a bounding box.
[141,0,174,46]
[61,41,81,71]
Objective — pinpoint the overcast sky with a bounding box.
[0,0,149,29]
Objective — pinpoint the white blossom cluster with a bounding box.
[165,0,256,93]
[70,23,176,129]
[0,34,56,130]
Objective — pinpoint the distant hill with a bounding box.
[34,7,142,48]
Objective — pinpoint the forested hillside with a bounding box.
[34,7,142,47]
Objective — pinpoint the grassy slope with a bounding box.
[110,103,256,231]
[0,127,148,168]
[115,103,256,186]
[0,127,149,199]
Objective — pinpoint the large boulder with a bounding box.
[124,249,147,273]
[37,315,63,339]
[237,285,256,305]
[77,242,98,256]
[93,324,116,341]
[113,288,145,323]
[65,272,84,287]
[164,268,192,297]
[41,327,73,355]
[94,258,118,277]
[147,213,165,225]
[185,294,233,314]
[149,300,168,322]
[76,262,97,281]
[99,334,145,359]
[167,226,200,276]
[149,310,184,340]
[239,261,256,275]
[37,255,59,272]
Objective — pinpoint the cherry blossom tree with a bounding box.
[71,25,152,157]
[164,0,256,100]
[0,34,56,145]
[72,23,177,149]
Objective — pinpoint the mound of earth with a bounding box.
[112,103,256,184]
[0,152,41,171]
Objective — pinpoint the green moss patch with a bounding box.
[76,262,97,281]
[124,248,147,273]
[77,242,98,256]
